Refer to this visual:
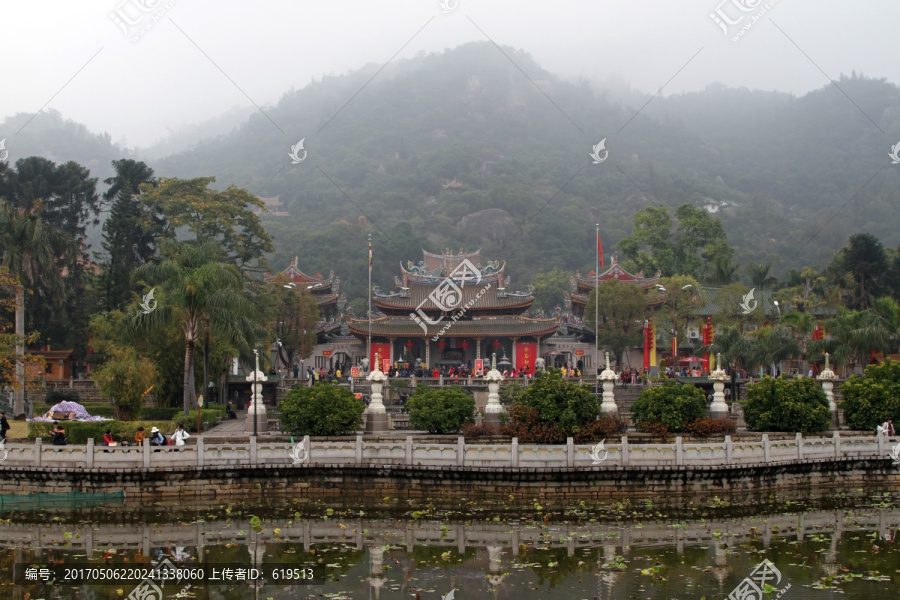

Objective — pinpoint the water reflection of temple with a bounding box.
[6,508,900,599]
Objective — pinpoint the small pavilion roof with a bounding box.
[575,256,662,293]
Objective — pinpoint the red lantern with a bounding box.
[491,340,502,349]
[404,340,415,349]
[459,340,470,350]
[437,340,447,349]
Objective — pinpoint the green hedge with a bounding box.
[407,387,476,434]
[744,376,831,433]
[839,359,900,431]
[280,384,365,436]
[43,389,81,405]
[175,407,226,433]
[141,407,183,421]
[631,380,707,433]
[27,420,175,445]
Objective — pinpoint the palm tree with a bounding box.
[808,309,883,376]
[871,297,900,353]
[133,241,263,415]
[746,261,778,290]
[747,326,800,376]
[707,258,739,285]
[699,323,753,373]
[0,201,67,416]
[782,311,816,360]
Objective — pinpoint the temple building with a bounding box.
[566,256,662,318]
[349,249,558,373]
[262,257,354,371]
[265,256,345,321]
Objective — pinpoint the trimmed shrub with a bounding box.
[460,422,503,440]
[141,407,183,421]
[514,369,599,430]
[638,421,670,442]
[572,414,629,443]
[684,417,736,437]
[499,383,527,406]
[84,404,116,418]
[407,387,476,434]
[743,376,831,433]
[839,359,900,431]
[175,407,226,433]
[280,383,365,436]
[502,405,567,444]
[631,380,706,433]
[27,420,174,445]
[44,389,81,405]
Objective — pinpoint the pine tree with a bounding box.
[100,160,157,310]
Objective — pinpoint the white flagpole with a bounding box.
[368,234,372,370]
[595,223,600,389]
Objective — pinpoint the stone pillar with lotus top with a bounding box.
[599,352,618,414]
[816,353,839,428]
[365,353,389,433]
[708,352,729,420]
[244,350,269,433]
[483,353,505,427]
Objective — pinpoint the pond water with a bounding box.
[2,488,899,600]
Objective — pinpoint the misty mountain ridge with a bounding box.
[2,42,900,283]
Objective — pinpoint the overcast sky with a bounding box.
[2,0,897,148]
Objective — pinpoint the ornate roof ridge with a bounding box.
[422,247,481,260]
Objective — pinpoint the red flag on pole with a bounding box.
[597,230,604,268]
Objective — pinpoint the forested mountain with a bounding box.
[4,42,900,305]
[0,110,128,186]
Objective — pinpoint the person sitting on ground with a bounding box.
[52,423,67,446]
[149,426,165,446]
[171,423,190,447]
[226,401,237,419]
[102,429,116,447]
[119,437,131,447]
[134,426,147,445]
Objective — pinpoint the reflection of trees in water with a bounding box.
[261,542,365,582]
[520,546,601,587]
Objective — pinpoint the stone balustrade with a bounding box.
[3,509,899,556]
[2,432,895,471]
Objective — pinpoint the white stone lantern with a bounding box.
[483,353,505,426]
[598,352,618,414]
[708,352,729,417]
[365,352,389,432]
[816,353,838,413]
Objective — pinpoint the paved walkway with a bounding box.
[198,411,280,438]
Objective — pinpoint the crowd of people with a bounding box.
[39,422,194,449]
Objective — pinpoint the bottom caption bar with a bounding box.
[20,564,318,585]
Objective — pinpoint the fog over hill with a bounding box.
[2,41,899,299]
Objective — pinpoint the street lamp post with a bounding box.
[253,349,258,438]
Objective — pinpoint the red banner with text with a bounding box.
[515,342,538,373]
[370,343,390,370]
